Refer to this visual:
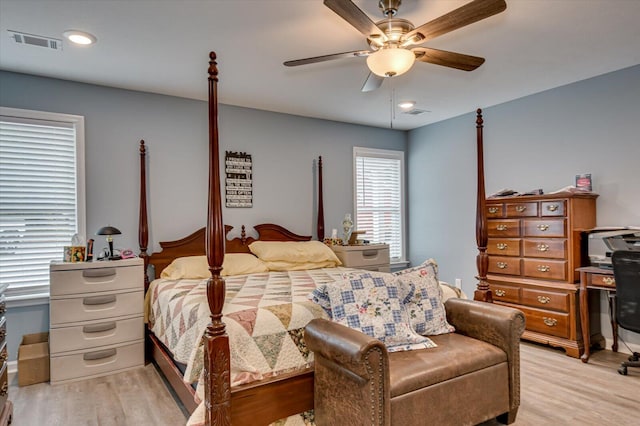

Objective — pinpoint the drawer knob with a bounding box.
[0,329,5,340]
[537,296,551,304]
[497,243,508,250]
[494,289,506,297]
[497,262,508,269]
[0,382,7,397]
[543,317,558,327]
[488,207,499,214]
[537,243,549,252]
[537,265,550,272]
[537,224,549,231]
[0,350,6,363]
[497,224,508,231]
[515,205,527,213]
[603,277,615,285]
[547,204,559,212]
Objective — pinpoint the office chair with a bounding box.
[612,250,640,375]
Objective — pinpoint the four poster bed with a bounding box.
[139,52,491,425]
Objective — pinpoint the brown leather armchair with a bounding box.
[305,298,525,426]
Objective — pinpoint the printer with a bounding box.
[588,229,640,268]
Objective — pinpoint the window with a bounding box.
[353,147,405,264]
[0,107,85,303]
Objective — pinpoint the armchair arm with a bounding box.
[445,298,525,416]
[305,318,390,426]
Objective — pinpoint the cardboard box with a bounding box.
[18,332,50,386]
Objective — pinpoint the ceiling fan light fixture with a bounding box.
[366,46,415,77]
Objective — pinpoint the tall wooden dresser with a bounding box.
[486,192,597,357]
[0,282,12,426]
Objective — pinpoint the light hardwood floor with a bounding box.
[9,343,639,425]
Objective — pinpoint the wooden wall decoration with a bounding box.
[225,151,252,208]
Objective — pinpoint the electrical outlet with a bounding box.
[455,278,462,289]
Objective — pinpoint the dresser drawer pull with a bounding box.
[602,277,615,285]
[546,204,559,212]
[515,205,527,213]
[494,289,506,297]
[537,224,549,231]
[488,207,499,214]
[0,382,7,397]
[0,329,5,340]
[362,250,379,257]
[0,350,6,364]
[496,262,508,269]
[537,243,549,252]
[496,224,508,231]
[537,296,551,304]
[83,322,117,334]
[537,265,550,272]
[82,268,116,278]
[543,317,557,327]
[0,302,5,315]
[496,243,508,250]
[82,295,117,306]
[83,348,117,361]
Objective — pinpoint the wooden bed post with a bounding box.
[139,140,150,290]
[204,52,231,425]
[474,109,492,302]
[317,156,325,241]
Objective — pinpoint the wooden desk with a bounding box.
[578,266,617,363]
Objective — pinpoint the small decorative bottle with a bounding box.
[342,213,354,244]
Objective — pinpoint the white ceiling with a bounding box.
[1,0,639,130]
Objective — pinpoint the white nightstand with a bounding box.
[331,244,390,272]
[49,258,144,384]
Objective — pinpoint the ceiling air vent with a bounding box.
[402,108,430,115]
[8,30,62,51]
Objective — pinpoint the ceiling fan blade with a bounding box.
[403,0,507,46]
[284,50,371,67]
[413,47,485,71]
[324,0,387,44]
[361,72,384,92]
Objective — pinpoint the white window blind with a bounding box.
[0,107,85,302]
[354,147,405,263]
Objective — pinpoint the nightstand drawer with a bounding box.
[50,263,143,296]
[50,290,143,325]
[332,244,389,269]
[50,316,143,354]
[50,340,144,385]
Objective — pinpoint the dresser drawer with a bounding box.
[523,259,567,280]
[521,288,570,312]
[590,273,616,289]
[0,317,5,349]
[0,294,5,316]
[0,362,7,410]
[487,238,521,256]
[523,239,567,259]
[523,219,566,238]
[50,290,143,325]
[488,220,520,237]
[486,204,504,218]
[488,256,521,275]
[50,316,143,354]
[518,306,570,339]
[506,202,538,217]
[50,340,144,384]
[541,201,565,217]
[50,263,142,296]
[489,283,521,304]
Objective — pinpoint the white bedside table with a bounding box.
[49,258,144,384]
[331,244,390,272]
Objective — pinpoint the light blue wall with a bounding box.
[408,64,640,348]
[0,71,406,361]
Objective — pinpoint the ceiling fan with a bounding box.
[284,0,507,92]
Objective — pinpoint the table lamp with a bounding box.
[96,225,121,260]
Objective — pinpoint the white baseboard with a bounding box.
[8,360,17,375]
[604,338,640,355]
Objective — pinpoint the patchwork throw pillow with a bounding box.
[326,272,436,352]
[394,259,455,336]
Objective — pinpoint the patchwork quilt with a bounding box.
[147,268,349,425]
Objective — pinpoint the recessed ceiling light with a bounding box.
[63,30,97,46]
[397,101,416,110]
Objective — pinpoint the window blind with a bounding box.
[354,148,405,262]
[0,114,80,299]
